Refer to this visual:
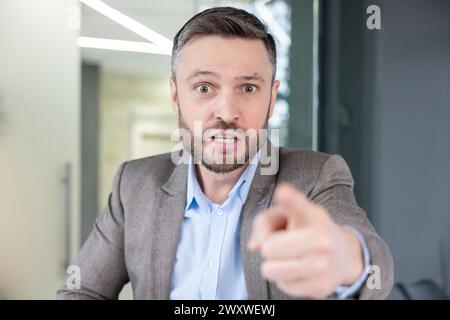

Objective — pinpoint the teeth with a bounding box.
[215,136,236,143]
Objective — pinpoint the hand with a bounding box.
[248,183,364,299]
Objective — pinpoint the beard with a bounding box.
[177,103,270,174]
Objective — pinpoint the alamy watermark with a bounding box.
[367,5,381,30]
[366,264,382,290]
[65,265,81,290]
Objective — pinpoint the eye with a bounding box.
[195,84,212,94]
[242,84,257,94]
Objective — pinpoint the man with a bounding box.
[57,7,393,300]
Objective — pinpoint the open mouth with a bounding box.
[211,135,238,144]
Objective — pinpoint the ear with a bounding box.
[268,80,280,119]
[169,77,179,115]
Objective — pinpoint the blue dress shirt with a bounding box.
[169,153,371,299]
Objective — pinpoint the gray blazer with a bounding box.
[57,147,394,300]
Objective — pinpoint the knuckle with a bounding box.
[318,236,335,254]
[260,241,273,258]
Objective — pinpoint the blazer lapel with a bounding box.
[149,159,188,299]
[240,143,279,300]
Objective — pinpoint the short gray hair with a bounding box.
[171,7,277,82]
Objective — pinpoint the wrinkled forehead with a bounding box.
[175,35,273,82]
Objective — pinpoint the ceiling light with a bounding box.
[78,37,171,55]
[80,0,172,52]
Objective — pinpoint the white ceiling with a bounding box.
[80,0,256,77]
[80,0,196,77]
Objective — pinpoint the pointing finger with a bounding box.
[248,207,287,251]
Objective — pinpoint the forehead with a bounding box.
[176,35,273,81]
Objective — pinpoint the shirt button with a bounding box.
[208,260,215,268]
[216,208,223,216]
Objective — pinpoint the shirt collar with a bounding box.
[185,151,261,212]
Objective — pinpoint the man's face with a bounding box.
[170,35,280,173]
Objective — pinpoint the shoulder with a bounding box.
[279,147,329,165]
[119,152,177,190]
[278,147,331,173]
[279,147,350,170]
[125,151,175,173]
[277,148,352,192]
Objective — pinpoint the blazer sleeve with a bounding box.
[308,154,394,300]
[56,162,129,300]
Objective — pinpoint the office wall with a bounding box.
[81,64,99,245]
[98,71,177,210]
[98,71,177,300]
[375,0,450,292]
[0,0,80,298]
[320,0,450,294]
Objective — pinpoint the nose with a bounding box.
[214,89,239,123]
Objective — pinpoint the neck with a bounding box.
[195,164,248,205]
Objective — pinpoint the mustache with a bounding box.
[205,120,241,131]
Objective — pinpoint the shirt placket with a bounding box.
[199,203,228,299]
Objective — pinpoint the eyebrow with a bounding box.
[186,69,220,81]
[186,69,265,83]
[234,73,266,83]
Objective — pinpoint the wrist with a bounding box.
[339,225,365,285]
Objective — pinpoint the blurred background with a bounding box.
[0,0,448,299]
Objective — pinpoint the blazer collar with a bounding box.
[162,151,189,196]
